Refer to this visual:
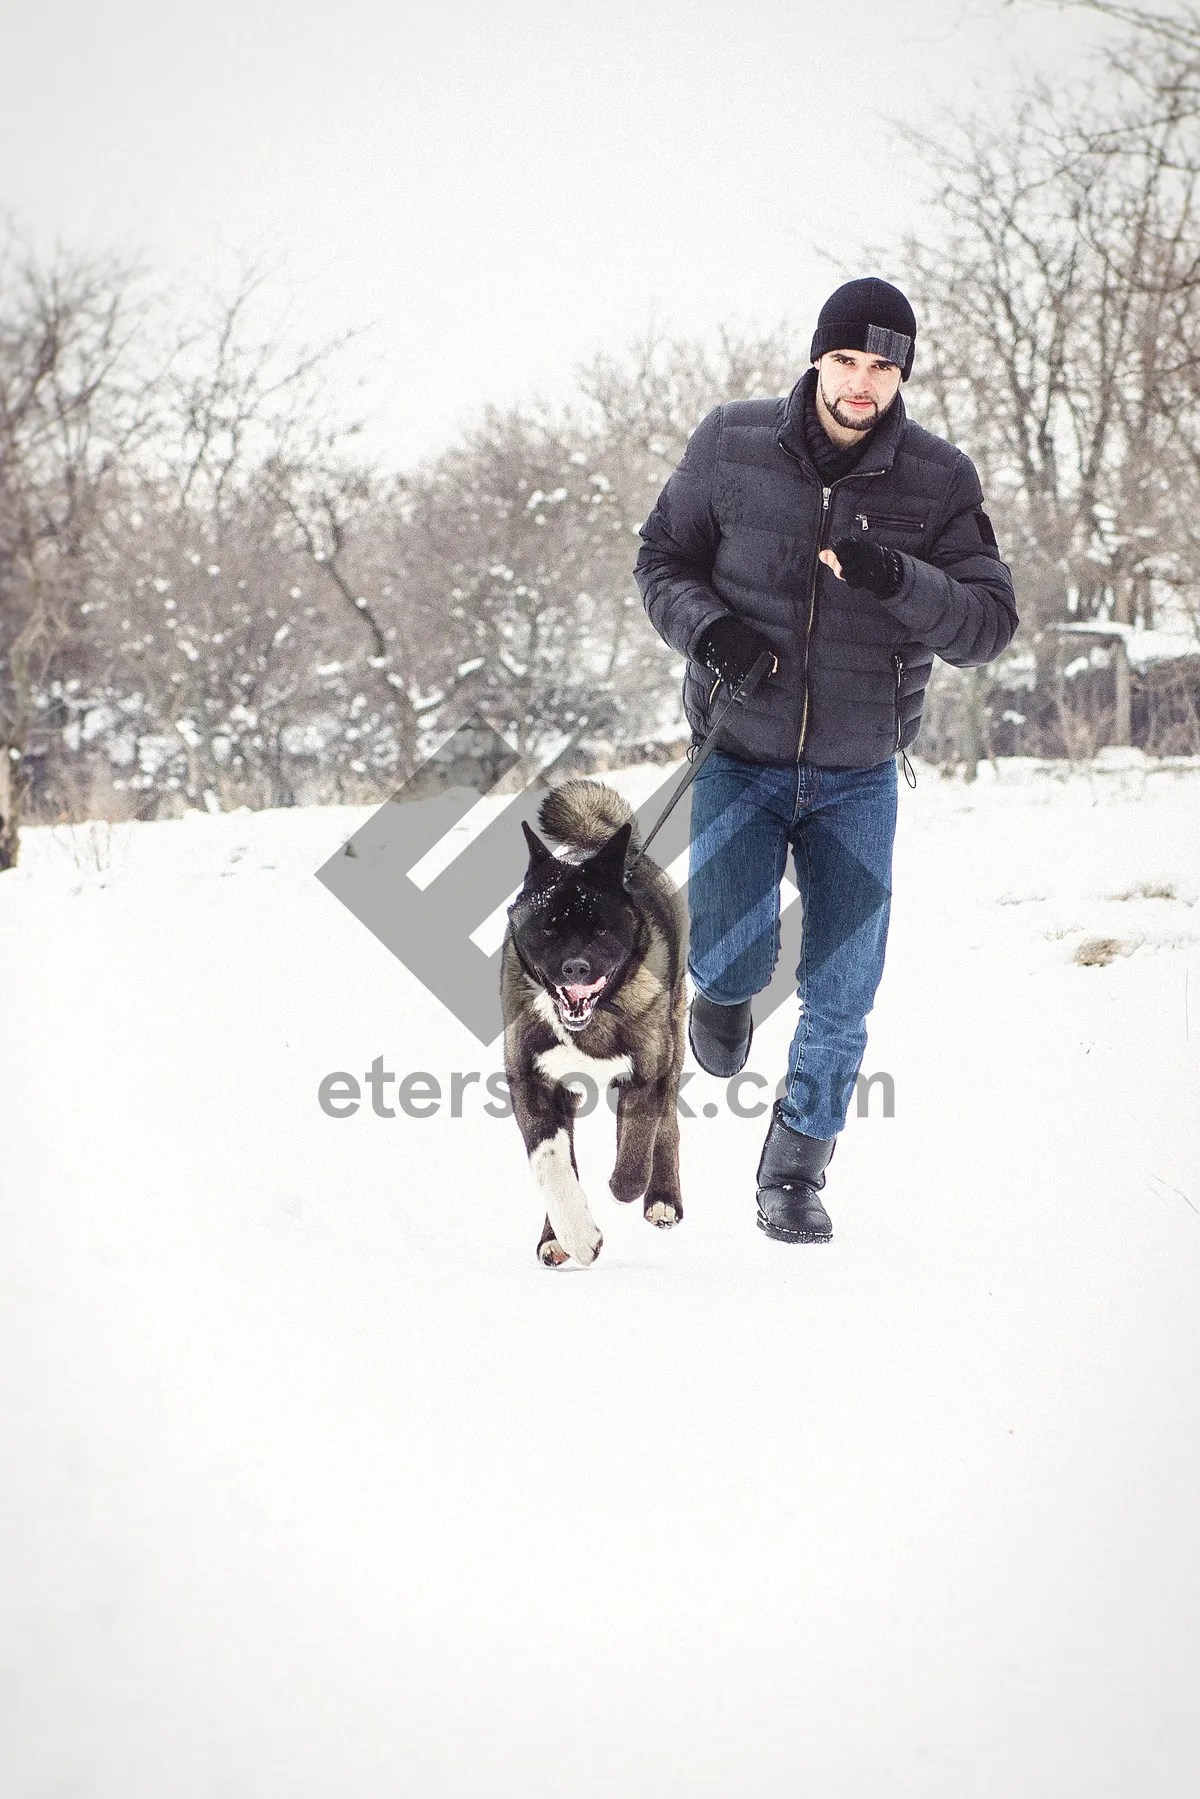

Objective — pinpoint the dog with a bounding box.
[501,779,687,1267]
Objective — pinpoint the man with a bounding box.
[634,277,1017,1244]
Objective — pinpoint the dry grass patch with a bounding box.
[1112,880,1176,901]
[1074,936,1128,967]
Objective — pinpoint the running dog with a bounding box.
[501,779,687,1267]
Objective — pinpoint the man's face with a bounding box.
[816,349,903,432]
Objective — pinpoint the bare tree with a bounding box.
[151,266,360,530]
[0,236,149,864]
[896,31,1200,751]
[403,405,619,758]
[23,264,412,818]
[261,446,442,780]
[578,316,805,466]
[1034,1,1200,54]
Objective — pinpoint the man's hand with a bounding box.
[696,616,776,695]
[823,537,906,599]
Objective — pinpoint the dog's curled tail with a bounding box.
[538,779,639,853]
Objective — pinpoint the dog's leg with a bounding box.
[528,1125,603,1266]
[610,1076,661,1205]
[510,1065,603,1267]
[643,1058,685,1229]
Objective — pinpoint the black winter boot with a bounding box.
[755,1102,836,1243]
[688,991,753,1077]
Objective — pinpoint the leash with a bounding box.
[628,650,776,869]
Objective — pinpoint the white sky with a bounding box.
[2,0,1116,468]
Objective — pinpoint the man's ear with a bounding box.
[585,821,633,884]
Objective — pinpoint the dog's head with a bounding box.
[507,820,639,1032]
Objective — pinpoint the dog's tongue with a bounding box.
[564,976,606,1003]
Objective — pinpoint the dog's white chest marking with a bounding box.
[534,1041,634,1088]
[528,1130,602,1266]
[530,990,634,1086]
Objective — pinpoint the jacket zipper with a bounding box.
[893,651,904,751]
[855,510,924,532]
[795,482,832,756]
[776,448,886,760]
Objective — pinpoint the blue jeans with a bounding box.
[687,751,898,1139]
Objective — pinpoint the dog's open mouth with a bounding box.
[553,974,608,1031]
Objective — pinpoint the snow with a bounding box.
[1053,614,1200,667]
[2,758,1199,1798]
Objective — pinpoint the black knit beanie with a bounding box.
[810,278,917,381]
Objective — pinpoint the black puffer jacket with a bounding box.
[634,368,1018,768]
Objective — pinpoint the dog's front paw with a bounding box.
[576,1225,603,1265]
[609,1167,647,1205]
[644,1196,683,1229]
[537,1236,570,1267]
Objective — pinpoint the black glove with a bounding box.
[696,616,774,694]
[830,536,906,599]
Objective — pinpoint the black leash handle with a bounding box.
[630,650,776,868]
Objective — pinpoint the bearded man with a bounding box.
[635,277,1017,1243]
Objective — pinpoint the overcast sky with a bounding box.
[2,0,1116,467]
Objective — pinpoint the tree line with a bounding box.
[3,0,1200,867]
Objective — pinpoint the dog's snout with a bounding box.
[561,956,591,983]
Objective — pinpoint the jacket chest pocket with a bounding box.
[854,509,927,539]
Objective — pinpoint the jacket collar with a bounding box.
[777,365,907,476]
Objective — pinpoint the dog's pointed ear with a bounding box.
[521,821,554,867]
[586,820,633,884]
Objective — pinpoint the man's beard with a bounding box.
[821,377,893,434]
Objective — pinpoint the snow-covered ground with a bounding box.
[2,754,1199,1798]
